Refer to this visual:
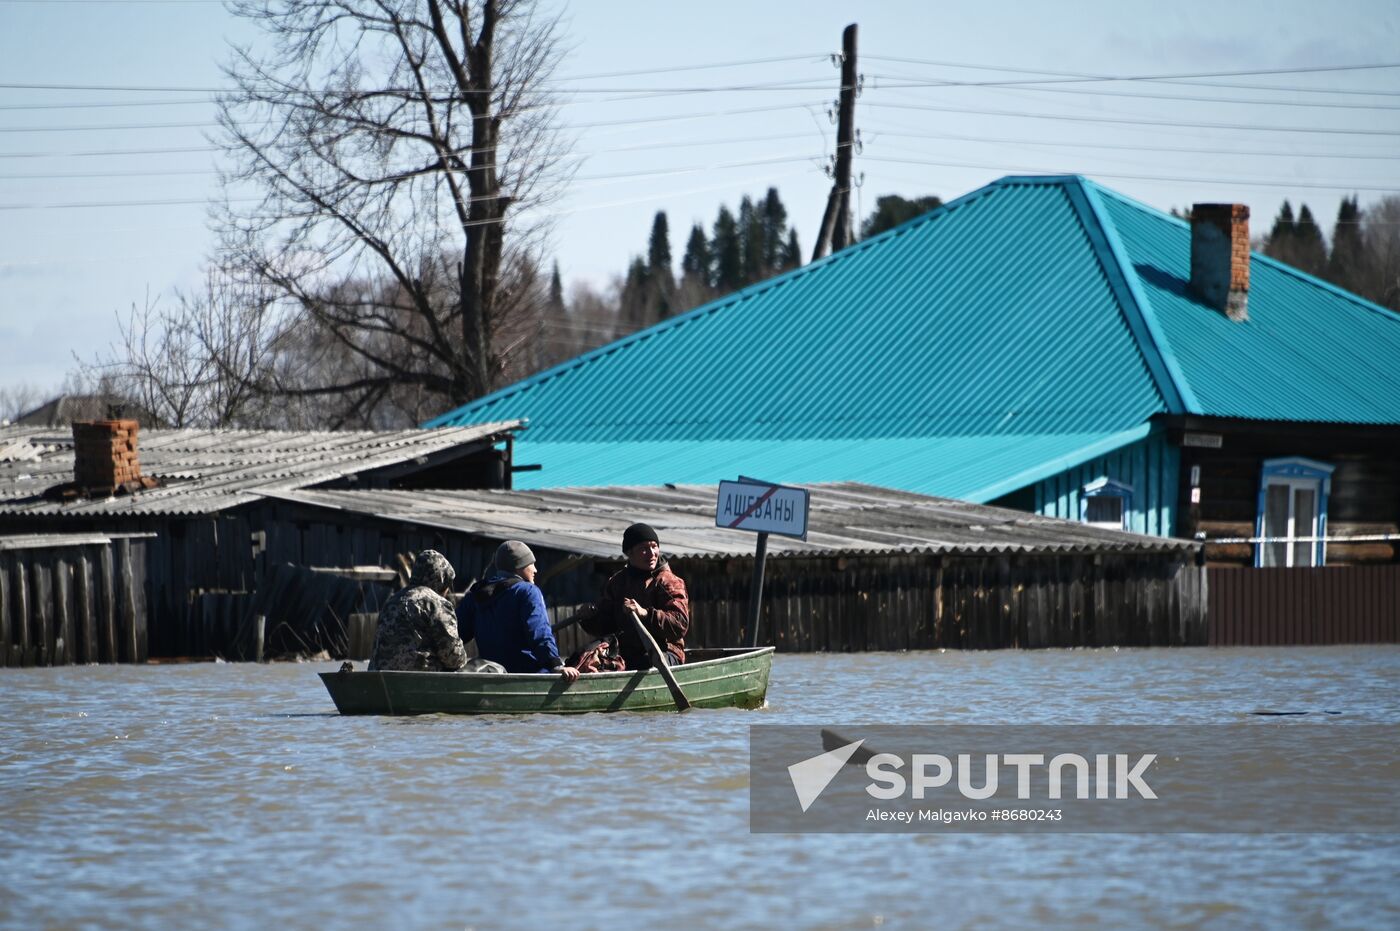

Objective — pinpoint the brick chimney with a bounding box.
[72,419,142,493]
[1189,203,1250,322]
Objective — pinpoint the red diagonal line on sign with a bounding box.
[729,485,779,529]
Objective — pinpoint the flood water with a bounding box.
[2,646,1398,929]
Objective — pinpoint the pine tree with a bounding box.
[1329,196,1366,294]
[648,211,673,281]
[859,194,943,239]
[1294,205,1327,276]
[760,188,789,275]
[1265,201,1300,268]
[1268,201,1296,243]
[737,195,765,286]
[783,228,802,271]
[712,206,743,293]
[646,211,675,320]
[548,261,565,316]
[619,256,652,328]
[681,223,712,286]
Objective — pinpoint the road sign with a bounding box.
[716,478,810,541]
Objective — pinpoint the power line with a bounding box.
[0,131,825,178]
[6,57,1395,98]
[0,144,220,159]
[0,77,835,97]
[0,1,223,4]
[863,124,1400,161]
[863,55,1400,84]
[0,128,821,161]
[867,73,1400,112]
[0,98,216,112]
[860,154,1400,194]
[0,167,814,266]
[0,152,820,209]
[861,57,1400,99]
[548,55,828,82]
[0,119,225,133]
[0,55,829,95]
[864,99,1400,136]
[0,98,824,134]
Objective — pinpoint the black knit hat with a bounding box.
[622,522,659,554]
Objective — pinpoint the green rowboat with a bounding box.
[319,646,774,715]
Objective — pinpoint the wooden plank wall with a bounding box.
[17,502,1203,661]
[1209,565,1400,645]
[662,551,1206,652]
[0,540,149,667]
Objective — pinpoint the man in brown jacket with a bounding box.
[579,522,688,668]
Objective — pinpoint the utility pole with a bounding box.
[812,23,859,262]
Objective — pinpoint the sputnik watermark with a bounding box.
[795,741,1157,808]
[864,750,1156,800]
[753,725,1400,834]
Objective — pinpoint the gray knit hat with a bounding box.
[410,549,455,590]
[494,540,536,572]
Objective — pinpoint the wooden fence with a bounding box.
[1208,565,1400,645]
[0,536,148,667]
[580,551,1209,652]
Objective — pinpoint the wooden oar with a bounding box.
[627,608,691,712]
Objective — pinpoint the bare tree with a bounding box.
[217,0,571,421]
[81,274,284,428]
[0,382,45,425]
[531,278,624,371]
[1361,196,1400,312]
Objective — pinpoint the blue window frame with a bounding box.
[1255,457,1334,567]
[1080,478,1133,531]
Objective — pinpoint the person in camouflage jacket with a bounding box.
[368,550,469,672]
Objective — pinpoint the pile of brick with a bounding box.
[72,419,144,493]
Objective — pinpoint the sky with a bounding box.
[1,0,1398,402]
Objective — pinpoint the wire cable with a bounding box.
[864,99,1400,136]
[861,154,1400,193]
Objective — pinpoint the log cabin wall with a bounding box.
[1169,419,1400,568]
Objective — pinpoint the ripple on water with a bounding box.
[0,646,1396,927]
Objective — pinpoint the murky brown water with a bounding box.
[2,646,1398,929]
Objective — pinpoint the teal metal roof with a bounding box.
[432,175,1400,491]
[1095,187,1400,423]
[508,425,1153,500]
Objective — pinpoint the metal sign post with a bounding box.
[715,477,810,648]
[747,531,768,648]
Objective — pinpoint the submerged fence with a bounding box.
[0,535,148,667]
[1208,565,1400,646]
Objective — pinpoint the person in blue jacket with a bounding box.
[458,541,579,681]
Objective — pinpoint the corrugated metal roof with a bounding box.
[429,176,1169,445]
[270,481,1198,560]
[426,174,1400,494]
[1096,186,1400,423]
[0,532,154,551]
[506,425,1154,501]
[0,422,520,517]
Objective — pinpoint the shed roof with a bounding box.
[0,422,520,517]
[270,481,1198,560]
[427,175,1400,494]
[0,532,154,551]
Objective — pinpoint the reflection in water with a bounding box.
[1,646,1397,927]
